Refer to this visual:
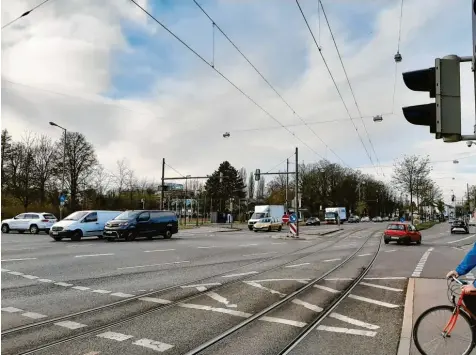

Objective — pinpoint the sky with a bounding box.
[2,0,475,205]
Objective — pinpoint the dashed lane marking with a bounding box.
[55,282,73,287]
[259,316,306,327]
[384,249,397,253]
[222,271,258,278]
[38,279,54,283]
[242,252,277,257]
[317,325,377,337]
[285,263,310,268]
[359,282,403,292]
[1,268,10,272]
[358,253,372,257]
[271,242,286,245]
[411,247,434,277]
[117,261,190,270]
[72,286,90,291]
[2,307,23,313]
[111,292,135,298]
[22,274,39,279]
[238,243,259,247]
[8,271,24,276]
[97,332,134,342]
[92,289,112,294]
[314,285,340,294]
[322,258,341,262]
[132,338,174,352]
[143,249,176,253]
[138,297,172,304]
[74,253,115,258]
[54,321,88,329]
[447,234,476,244]
[197,246,218,249]
[22,312,47,319]
[251,278,310,283]
[1,257,37,261]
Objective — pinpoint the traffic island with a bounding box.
[268,228,340,240]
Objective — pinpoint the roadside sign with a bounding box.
[282,214,289,224]
[289,222,297,236]
[59,194,66,202]
[290,213,297,223]
[400,217,405,222]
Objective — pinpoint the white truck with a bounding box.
[324,207,347,224]
[248,205,285,230]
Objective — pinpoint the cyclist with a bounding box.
[447,243,476,316]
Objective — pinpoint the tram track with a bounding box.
[2,227,370,355]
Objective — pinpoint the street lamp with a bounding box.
[183,175,191,225]
[49,121,67,220]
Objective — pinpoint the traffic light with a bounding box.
[402,56,461,141]
[254,169,260,181]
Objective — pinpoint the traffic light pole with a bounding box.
[295,147,299,237]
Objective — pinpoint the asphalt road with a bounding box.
[2,221,475,355]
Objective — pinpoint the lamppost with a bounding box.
[184,175,191,225]
[49,121,67,220]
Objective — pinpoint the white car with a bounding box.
[469,218,476,226]
[360,216,370,222]
[1,212,58,234]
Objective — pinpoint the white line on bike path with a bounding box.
[411,247,434,277]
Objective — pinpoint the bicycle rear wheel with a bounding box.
[413,305,475,355]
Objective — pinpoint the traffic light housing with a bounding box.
[402,56,461,141]
[254,169,260,181]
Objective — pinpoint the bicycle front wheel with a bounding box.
[413,305,475,355]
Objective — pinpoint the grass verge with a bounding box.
[416,221,438,231]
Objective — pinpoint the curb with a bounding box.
[397,277,415,355]
[216,228,242,233]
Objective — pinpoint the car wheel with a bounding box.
[1,224,9,233]
[71,230,82,241]
[416,238,421,245]
[248,226,253,231]
[125,231,136,241]
[254,230,258,233]
[384,240,389,244]
[29,224,39,234]
[267,226,271,232]
[164,229,173,239]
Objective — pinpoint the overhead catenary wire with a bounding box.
[318,0,384,176]
[2,0,56,30]
[192,0,346,166]
[164,163,187,179]
[295,0,379,175]
[264,153,295,174]
[128,0,325,161]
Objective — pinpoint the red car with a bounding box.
[383,222,422,245]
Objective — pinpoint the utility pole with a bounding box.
[285,158,289,213]
[161,158,165,209]
[295,147,299,237]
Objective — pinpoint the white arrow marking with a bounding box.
[244,281,286,297]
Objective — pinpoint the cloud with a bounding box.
[2,0,474,202]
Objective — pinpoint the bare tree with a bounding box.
[126,168,137,203]
[90,164,112,197]
[1,129,12,191]
[33,134,57,205]
[57,132,98,210]
[392,155,431,221]
[248,172,255,199]
[115,159,129,195]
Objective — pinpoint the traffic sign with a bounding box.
[282,214,289,223]
[59,194,66,202]
[289,213,297,223]
[400,217,405,222]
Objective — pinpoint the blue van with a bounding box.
[103,210,179,242]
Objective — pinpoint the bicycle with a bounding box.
[413,276,476,355]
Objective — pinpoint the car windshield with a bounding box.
[114,211,140,220]
[252,212,266,219]
[259,218,271,223]
[387,224,405,231]
[63,211,89,221]
[43,214,56,219]
[325,212,336,219]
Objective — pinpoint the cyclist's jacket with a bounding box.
[456,242,476,285]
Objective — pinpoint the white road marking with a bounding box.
[117,261,190,270]
[38,279,54,283]
[447,234,476,244]
[314,285,341,294]
[348,294,400,308]
[244,281,287,297]
[143,249,176,253]
[239,243,258,247]
[181,283,221,288]
[285,263,310,268]
[178,303,250,317]
[329,312,379,330]
[55,282,73,287]
[384,249,397,253]
[139,297,172,304]
[411,247,434,277]
[292,299,322,312]
[22,312,47,319]
[363,277,407,280]
[83,352,101,355]
[271,242,286,245]
[74,253,114,258]
[8,271,24,276]
[55,321,87,329]
[92,289,112,294]
[252,278,310,283]
[259,316,306,327]
[2,307,23,313]
[195,286,207,292]
[205,292,237,308]
[66,244,94,248]
[360,282,403,292]
[197,246,218,249]
[22,275,39,279]
[97,332,134,342]
[242,252,277,257]
[322,258,341,262]
[110,292,135,298]
[1,268,10,272]
[132,339,174,352]
[317,325,377,337]
[1,257,37,262]
[72,286,90,291]
[358,253,372,257]
[222,271,258,278]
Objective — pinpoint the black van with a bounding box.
[103,210,179,242]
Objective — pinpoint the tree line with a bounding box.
[3,128,472,221]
